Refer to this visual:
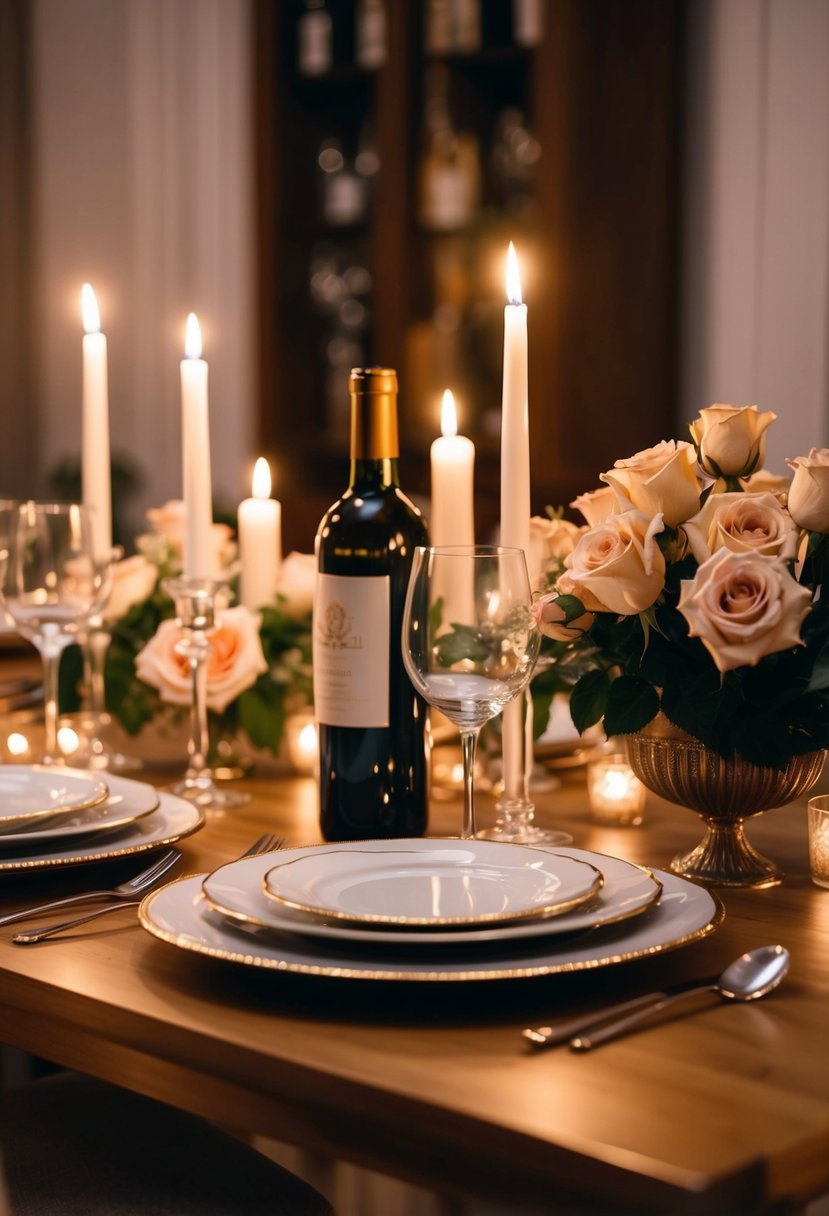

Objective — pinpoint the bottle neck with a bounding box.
[349,456,400,489]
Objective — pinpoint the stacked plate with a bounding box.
[0,765,203,872]
[139,838,725,983]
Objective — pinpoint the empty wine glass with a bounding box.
[402,545,540,839]
[0,502,110,764]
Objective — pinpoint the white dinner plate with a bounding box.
[262,840,603,928]
[203,847,661,948]
[141,868,723,982]
[0,765,109,829]
[0,792,204,872]
[0,772,160,847]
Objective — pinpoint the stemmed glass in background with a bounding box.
[0,502,110,764]
[402,545,540,839]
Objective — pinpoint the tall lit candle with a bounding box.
[429,389,475,548]
[81,284,112,560]
[238,457,282,610]
[500,242,531,802]
[180,312,213,579]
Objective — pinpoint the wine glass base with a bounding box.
[478,796,573,846]
[57,713,143,774]
[169,777,251,812]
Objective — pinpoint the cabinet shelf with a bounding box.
[256,0,683,552]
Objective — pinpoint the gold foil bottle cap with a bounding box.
[349,367,399,459]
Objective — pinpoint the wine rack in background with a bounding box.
[256,0,682,553]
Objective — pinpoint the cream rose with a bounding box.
[557,509,666,615]
[526,516,584,589]
[786,449,829,533]
[690,404,777,479]
[532,592,595,641]
[135,605,268,713]
[678,549,811,673]
[600,440,701,528]
[682,492,798,564]
[144,500,235,578]
[274,551,316,617]
[570,486,616,527]
[103,554,158,624]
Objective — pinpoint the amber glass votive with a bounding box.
[587,742,646,826]
[807,795,829,889]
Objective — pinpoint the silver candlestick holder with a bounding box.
[162,575,250,811]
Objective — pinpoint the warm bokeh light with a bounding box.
[57,726,81,756]
[6,732,29,757]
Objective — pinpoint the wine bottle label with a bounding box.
[313,573,390,727]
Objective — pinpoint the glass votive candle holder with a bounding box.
[807,795,829,889]
[285,709,319,776]
[587,743,646,826]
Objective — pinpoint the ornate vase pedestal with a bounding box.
[626,718,826,888]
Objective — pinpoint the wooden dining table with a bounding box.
[1,669,829,1214]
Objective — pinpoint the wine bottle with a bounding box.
[315,368,430,841]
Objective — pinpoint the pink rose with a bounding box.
[786,449,829,533]
[558,509,666,616]
[135,604,267,713]
[526,516,585,590]
[682,492,798,564]
[678,549,811,673]
[570,486,617,527]
[689,404,777,479]
[601,440,702,528]
[103,554,158,624]
[532,592,595,641]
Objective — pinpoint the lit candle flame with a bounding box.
[81,283,101,334]
[440,389,458,438]
[184,312,203,359]
[505,241,523,306]
[251,456,272,500]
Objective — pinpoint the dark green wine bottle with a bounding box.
[314,368,430,841]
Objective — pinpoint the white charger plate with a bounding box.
[0,792,203,872]
[0,765,109,829]
[262,840,603,928]
[141,867,723,982]
[203,846,662,948]
[0,772,160,847]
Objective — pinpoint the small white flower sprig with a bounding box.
[531,405,829,769]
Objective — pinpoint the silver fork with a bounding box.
[0,848,183,928]
[11,833,286,944]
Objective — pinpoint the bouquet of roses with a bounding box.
[531,405,829,769]
[99,501,314,757]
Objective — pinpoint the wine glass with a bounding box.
[0,502,110,764]
[402,545,540,839]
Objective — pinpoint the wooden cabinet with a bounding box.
[255,0,682,552]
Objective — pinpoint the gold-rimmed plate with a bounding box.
[0,765,109,830]
[0,792,203,873]
[140,868,723,983]
[261,840,603,929]
[202,847,661,948]
[0,772,161,848]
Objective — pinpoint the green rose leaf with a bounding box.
[570,669,612,734]
[603,676,659,737]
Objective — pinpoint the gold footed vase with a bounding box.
[626,719,826,888]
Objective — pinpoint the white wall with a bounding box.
[682,0,829,472]
[30,0,254,538]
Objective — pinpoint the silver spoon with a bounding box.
[569,944,790,1051]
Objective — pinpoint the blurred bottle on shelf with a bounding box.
[317,136,367,227]
[355,0,387,70]
[512,0,544,47]
[417,64,480,231]
[426,0,540,52]
[490,106,541,211]
[297,0,333,76]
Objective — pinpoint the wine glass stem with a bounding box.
[460,728,480,840]
[40,643,64,762]
[85,627,110,719]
